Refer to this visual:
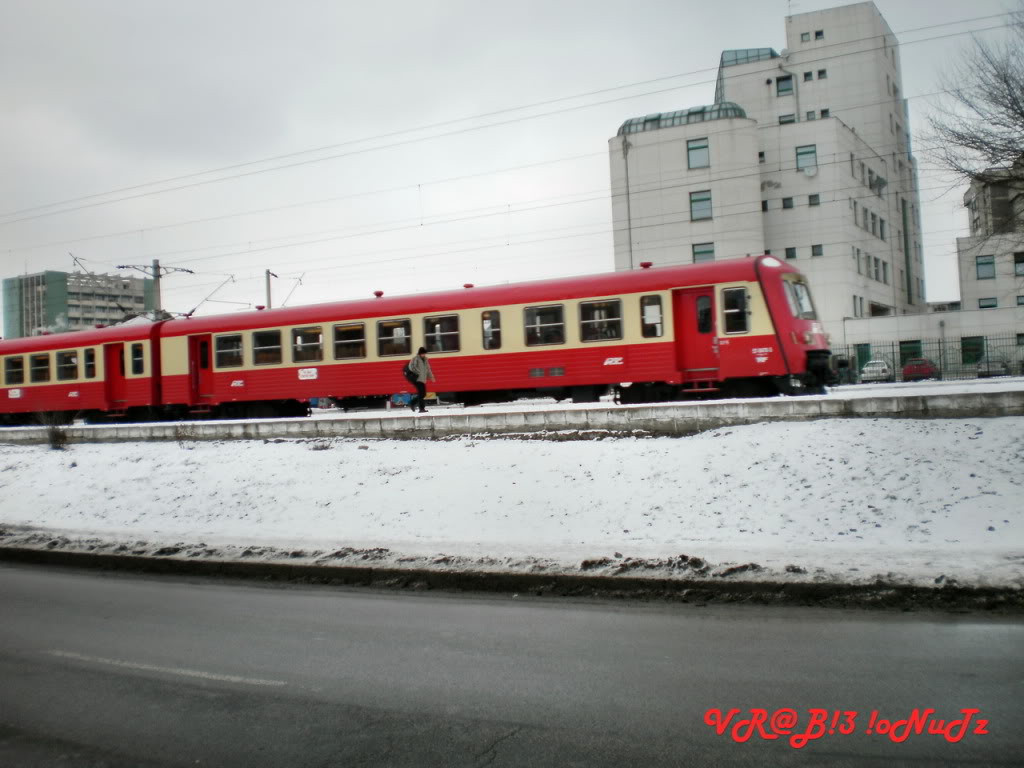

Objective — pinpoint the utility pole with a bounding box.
[117,259,194,317]
[265,270,278,309]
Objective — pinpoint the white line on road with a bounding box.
[45,650,287,687]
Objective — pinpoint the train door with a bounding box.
[103,343,127,409]
[672,287,719,382]
[188,334,214,406]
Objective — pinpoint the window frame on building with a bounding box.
[692,242,715,263]
[975,254,995,279]
[795,144,817,170]
[689,190,712,220]
[686,137,710,169]
[776,75,793,95]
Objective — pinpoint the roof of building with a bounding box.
[616,102,748,136]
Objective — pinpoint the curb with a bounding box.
[2,546,1021,612]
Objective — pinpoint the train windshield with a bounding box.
[783,278,817,320]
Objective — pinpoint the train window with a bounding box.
[377,319,412,356]
[84,348,96,378]
[424,315,459,352]
[333,323,366,359]
[784,279,818,320]
[130,343,145,375]
[482,311,501,350]
[579,300,622,342]
[640,296,663,337]
[524,305,565,346]
[696,296,713,334]
[253,330,283,365]
[292,327,323,363]
[722,288,749,334]
[30,353,50,383]
[215,335,243,368]
[4,356,25,385]
[56,351,79,381]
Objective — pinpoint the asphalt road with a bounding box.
[0,564,1021,767]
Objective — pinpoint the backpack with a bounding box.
[402,361,417,384]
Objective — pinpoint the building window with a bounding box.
[377,319,412,356]
[693,242,715,263]
[525,305,565,346]
[579,300,623,342]
[820,108,829,118]
[853,296,859,317]
[873,256,880,280]
[722,288,749,334]
[1015,253,1024,276]
[215,335,243,368]
[640,296,663,338]
[332,324,365,359]
[800,32,810,42]
[482,311,501,350]
[811,244,824,257]
[871,213,878,236]
[424,315,460,352]
[961,336,985,364]
[803,71,813,81]
[850,153,856,176]
[776,75,793,95]
[809,194,820,206]
[690,190,712,220]
[976,254,995,279]
[782,197,794,209]
[817,69,827,79]
[978,297,997,309]
[806,111,816,121]
[882,262,889,284]
[815,29,824,40]
[779,114,795,124]
[687,137,710,169]
[758,151,765,163]
[1017,296,1024,306]
[292,327,323,363]
[879,219,886,240]
[253,330,283,365]
[785,246,797,260]
[863,208,870,229]
[761,200,768,212]
[856,247,862,273]
[1018,333,1024,346]
[795,144,817,170]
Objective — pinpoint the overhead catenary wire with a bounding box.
[0,13,1011,228]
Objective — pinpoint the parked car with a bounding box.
[901,358,939,382]
[860,360,893,383]
[976,356,1010,378]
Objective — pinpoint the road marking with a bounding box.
[46,650,286,687]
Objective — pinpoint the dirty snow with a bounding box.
[1,417,1022,588]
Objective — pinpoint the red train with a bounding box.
[0,255,830,424]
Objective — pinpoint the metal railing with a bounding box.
[830,333,1024,384]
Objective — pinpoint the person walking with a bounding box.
[407,346,436,413]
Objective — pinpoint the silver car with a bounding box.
[860,360,893,383]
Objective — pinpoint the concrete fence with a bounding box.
[1,390,1022,445]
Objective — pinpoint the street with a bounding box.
[0,563,1021,767]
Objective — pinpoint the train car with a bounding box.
[154,254,829,415]
[0,320,163,425]
[0,255,830,423]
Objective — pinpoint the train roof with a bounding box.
[160,256,793,336]
[0,318,157,354]
[0,256,796,352]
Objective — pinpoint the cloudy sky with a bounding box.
[0,0,1013,322]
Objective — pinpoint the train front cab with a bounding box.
[756,257,831,393]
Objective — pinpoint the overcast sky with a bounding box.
[0,0,1014,324]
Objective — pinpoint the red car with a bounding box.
[901,358,939,382]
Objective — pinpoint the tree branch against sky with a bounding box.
[926,2,1024,183]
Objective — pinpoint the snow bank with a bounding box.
[1,418,1022,588]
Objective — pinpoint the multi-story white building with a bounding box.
[956,169,1024,313]
[608,1,925,340]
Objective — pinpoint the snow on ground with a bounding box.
[2,417,1022,588]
